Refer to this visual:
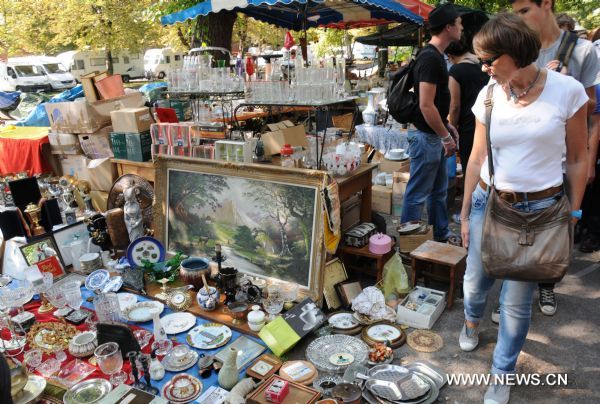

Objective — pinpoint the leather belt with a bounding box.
[478,179,562,203]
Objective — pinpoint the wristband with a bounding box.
[571,210,582,219]
[441,134,453,143]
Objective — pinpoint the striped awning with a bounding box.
[161,0,423,29]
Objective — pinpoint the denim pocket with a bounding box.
[471,186,488,211]
[407,133,422,159]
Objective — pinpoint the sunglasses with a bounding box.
[479,54,501,67]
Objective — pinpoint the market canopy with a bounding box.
[395,0,432,20]
[161,0,424,29]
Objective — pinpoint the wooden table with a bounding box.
[336,163,377,223]
[409,240,467,309]
[111,159,155,183]
[338,243,395,282]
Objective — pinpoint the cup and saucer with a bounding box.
[384,148,409,161]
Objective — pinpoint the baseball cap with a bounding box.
[428,3,460,30]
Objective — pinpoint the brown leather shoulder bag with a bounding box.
[480,84,572,283]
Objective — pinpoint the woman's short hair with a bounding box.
[555,13,576,31]
[446,37,469,57]
[473,13,540,68]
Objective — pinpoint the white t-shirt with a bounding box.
[472,69,588,192]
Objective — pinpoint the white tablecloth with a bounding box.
[354,124,410,153]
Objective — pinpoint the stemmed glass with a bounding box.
[263,296,284,322]
[35,272,54,313]
[45,284,69,316]
[94,342,128,386]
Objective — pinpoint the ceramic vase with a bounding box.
[362,91,377,126]
[218,347,240,390]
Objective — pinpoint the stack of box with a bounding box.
[149,122,226,160]
[110,107,153,162]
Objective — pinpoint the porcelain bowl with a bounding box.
[68,331,98,358]
[180,257,211,290]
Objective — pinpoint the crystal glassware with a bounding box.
[94,342,128,386]
[0,278,33,313]
[133,329,152,349]
[35,272,54,313]
[24,349,43,371]
[263,296,284,322]
[61,280,83,310]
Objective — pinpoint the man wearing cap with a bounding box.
[400,3,463,243]
[506,0,600,318]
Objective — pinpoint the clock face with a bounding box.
[172,292,185,304]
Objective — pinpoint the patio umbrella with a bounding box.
[161,0,423,29]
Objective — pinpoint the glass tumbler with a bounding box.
[94,342,128,386]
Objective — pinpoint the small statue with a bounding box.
[123,180,144,243]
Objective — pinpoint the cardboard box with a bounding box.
[89,190,108,212]
[110,107,153,134]
[125,132,152,162]
[372,185,392,215]
[378,157,410,174]
[261,125,308,156]
[396,286,446,329]
[80,71,109,103]
[45,92,145,134]
[59,155,116,192]
[109,132,127,159]
[398,225,433,253]
[78,126,113,159]
[48,132,83,155]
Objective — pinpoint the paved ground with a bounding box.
[288,218,600,403]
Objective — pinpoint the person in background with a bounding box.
[509,0,599,317]
[399,3,462,243]
[459,13,588,404]
[446,37,490,225]
[555,13,575,31]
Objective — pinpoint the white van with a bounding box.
[11,56,76,91]
[144,48,185,79]
[0,59,51,92]
[57,50,145,82]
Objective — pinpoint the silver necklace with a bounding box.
[508,68,541,103]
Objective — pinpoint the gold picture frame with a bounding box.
[153,156,328,304]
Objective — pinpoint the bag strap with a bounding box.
[484,83,495,188]
[555,31,578,70]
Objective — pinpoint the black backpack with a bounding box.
[386,47,431,124]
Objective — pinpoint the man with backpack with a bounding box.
[504,0,600,318]
[395,3,463,243]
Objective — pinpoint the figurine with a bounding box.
[123,180,144,242]
[149,349,165,381]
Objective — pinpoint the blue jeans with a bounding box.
[463,184,562,374]
[400,130,449,240]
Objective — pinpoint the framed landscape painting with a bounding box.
[154,156,328,302]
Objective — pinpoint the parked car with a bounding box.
[58,49,145,82]
[0,59,51,92]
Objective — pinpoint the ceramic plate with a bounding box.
[328,312,360,330]
[305,335,369,373]
[117,293,138,311]
[161,312,197,334]
[84,269,109,291]
[365,323,401,342]
[162,348,199,372]
[187,323,232,350]
[14,375,46,404]
[384,153,409,161]
[101,276,123,293]
[126,236,165,268]
[63,378,112,404]
[162,374,203,403]
[122,301,164,322]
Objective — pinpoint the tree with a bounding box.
[52,0,159,74]
[234,225,259,251]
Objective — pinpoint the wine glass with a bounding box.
[263,296,284,322]
[94,342,128,386]
[45,284,69,316]
[35,272,54,313]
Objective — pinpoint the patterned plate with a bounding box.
[161,373,203,403]
[187,323,232,350]
[122,301,164,322]
[328,311,361,330]
[160,312,197,334]
[126,236,165,268]
[305,335,369,373]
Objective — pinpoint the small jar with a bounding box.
[247,305,266,332]
[280,144,294,168]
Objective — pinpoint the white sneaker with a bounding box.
[484,384,511,404]
[459,323,479,352]
[491,307,500,324]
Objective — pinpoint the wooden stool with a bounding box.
[409,240,467,309]
[338,244,395,282]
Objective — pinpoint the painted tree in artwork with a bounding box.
[282,186,315,257]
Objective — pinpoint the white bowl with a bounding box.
[388,148,405,159]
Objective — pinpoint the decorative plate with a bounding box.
[329,353,354,366]
[63,378,112,404]
[305,335,369,373]
[101,276,123,293]
[13,375,46,404]
[279,360,316,385]
[187,323,232,350]
[84,269,109,292]
[362,322,404,346]
[27,322,78,354]
[161,312,197,334]
[161,347,199,372]
[328,311,361,330]
[126,236,165,268]
[122,301,164,322]
[116,293,138,311]
[161,373,203,403]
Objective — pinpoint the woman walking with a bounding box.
[458,13,588,404]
